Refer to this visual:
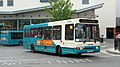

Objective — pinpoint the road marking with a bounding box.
[99,56,112,57]
[62,60,67,64]
[0,59,45,62]
[101,50,114,56]
[13,62,16,65]
[2,62,8,65]
[1,61,22,65]
[56,60,67,64]
[0,58,94,65]
[79,59,86,62]
[68,60,74,63]
[47,60,51,64]
[2,62,12,65]
[56,60,61,64]
[101,50,120,57]
[73,59,79,63]
[19,62,22,64]
[86,58,92,62]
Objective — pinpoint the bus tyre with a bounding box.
[31,45,35,53]
[57,46,62,56]
[19,41,23,46]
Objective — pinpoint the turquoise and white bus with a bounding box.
[23,18,100,55]
[0,30,23,46]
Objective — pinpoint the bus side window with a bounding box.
[27,30,30,37]
[65,24,74,40]
[30,29,37,38]
[24,29,27,37]
[11,32,23,39]
[37,28,43,38]
[53,25,61,40]
[44,27,52,39]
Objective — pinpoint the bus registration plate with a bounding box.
[87,50,93,52]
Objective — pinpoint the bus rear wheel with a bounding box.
[56,46,62,56]
[31,44,35,53]
[19,41,23,46]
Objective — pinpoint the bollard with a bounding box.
[118,39,120,51]
[114,39,117,50]
[101,38,103,43]
[100,35,104,43]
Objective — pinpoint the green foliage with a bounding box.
[45,0,73,21]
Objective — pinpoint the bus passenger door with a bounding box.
[62,24,75,53]
[23,29,31,49]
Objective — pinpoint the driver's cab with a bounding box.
[75,23,100,43]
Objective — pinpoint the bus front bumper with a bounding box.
[74,46,100,54]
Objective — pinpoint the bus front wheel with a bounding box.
[56,46,62,56]
[31,44,35,53]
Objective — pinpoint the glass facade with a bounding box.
[82,0,89,4]
[0,0,3,6]
[7,0,14,6]
[0,19,49,31]
[19,19,30,30]
[32,19,48,24]
[0,20,17,30]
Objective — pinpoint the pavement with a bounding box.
[101,40,120,55]
[101,42,107,45]
[106,48,120,55]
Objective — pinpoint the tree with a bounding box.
[45,0,73,21]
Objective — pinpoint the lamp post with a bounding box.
[101,35,104,43]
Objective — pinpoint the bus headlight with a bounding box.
[96,46,99,49]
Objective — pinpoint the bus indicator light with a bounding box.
[76,47,80,50]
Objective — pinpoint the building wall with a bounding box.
[0,10,95,19]
[1,0,110,38]
[0,0,96,19]
[17,10,52,19]
[0,0,98,11]
[70,0,96,10]
[95,0,116,38]
[0,8,95,31]
[0,0,49,11]
[65,10,95,19]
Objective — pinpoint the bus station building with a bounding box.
[0,0,119,38]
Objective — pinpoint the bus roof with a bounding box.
[24,23,48,29]
[24,18,98,29]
